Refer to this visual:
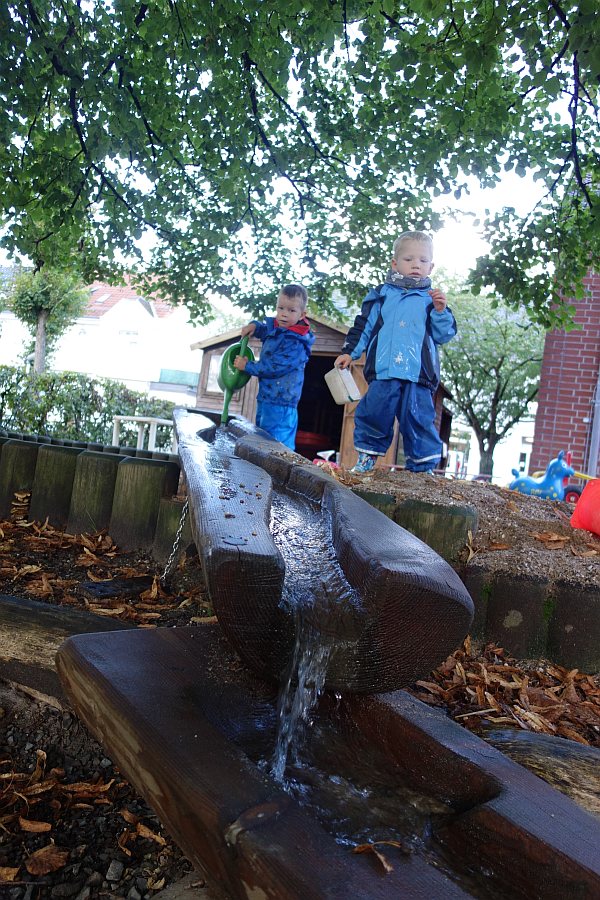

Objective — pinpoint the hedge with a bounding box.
[0,366,177,449]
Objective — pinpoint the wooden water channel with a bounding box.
[56,409,600,899]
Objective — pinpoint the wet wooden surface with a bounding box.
[56,625,473,900]
[347,692,600,899]
[173,408,474,693]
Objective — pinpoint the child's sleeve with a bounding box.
[342,292,381,359]
[250,320,269,340]
[429,306,457,345]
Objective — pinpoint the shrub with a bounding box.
[0,367,177,449]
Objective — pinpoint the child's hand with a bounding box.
[241,323,256,338]
[429,288,447,312]
[233,355,248,371]
[335,353,353,369]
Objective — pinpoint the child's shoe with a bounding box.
[351,451,377,474]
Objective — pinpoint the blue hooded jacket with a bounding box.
[342,281,457,391]
[244,317,314,408]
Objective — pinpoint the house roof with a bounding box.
[190,311,349,351]
[86,277,175,319]
[0,268,175,320]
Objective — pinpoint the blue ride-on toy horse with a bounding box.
[508,450,575,501]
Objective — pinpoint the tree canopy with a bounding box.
[1,1,598,325]
[440,288,545,475]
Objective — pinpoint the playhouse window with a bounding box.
[206,354,224,393]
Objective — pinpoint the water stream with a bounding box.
[269,485,361,782]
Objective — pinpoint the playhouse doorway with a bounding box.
[296,355,344,460]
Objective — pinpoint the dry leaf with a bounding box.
[120,808,139,825]
[533,531,570,549]
[487,541,511,551]
[61,779,115,797]
[353,840,410,873]
[117,830,133,856]
[136,823,167,845]
[31,749,47,783]
[464,529,477,562]
[353,844,393,874]
[85,569,110,582]
[19,816,52,833]
[15,564,42,578]
[556,724,590,744]
[25,844,69,876]
[0,867,20,882]
[88,606,127,617]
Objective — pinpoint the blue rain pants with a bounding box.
[353,378,442,472]
[256,400,298,450]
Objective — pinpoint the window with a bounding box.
[206,354,224,393]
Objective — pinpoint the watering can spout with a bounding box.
[217,335,255,425]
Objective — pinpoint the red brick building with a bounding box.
[530,272,600,477]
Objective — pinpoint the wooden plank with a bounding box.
[174,410,290,682]
[347,691,600,899]
[0,593,133,699]
[56,625,472,900]
[174,408,474,694]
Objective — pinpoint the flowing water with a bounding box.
[269,485,361,782]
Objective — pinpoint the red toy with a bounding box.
[570,480,600,537]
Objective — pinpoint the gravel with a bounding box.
[0,682,198,899]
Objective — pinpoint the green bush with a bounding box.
[0,366,177,449]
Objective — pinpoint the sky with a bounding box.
[431,170,543,276]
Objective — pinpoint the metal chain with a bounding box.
[160,499,189,585]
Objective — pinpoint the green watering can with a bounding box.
[217,335,255,424]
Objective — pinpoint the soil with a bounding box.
[1,472,599,898]
[334,465,600,590]
[0,502,213,898]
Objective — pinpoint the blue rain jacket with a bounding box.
[342,282,457,391]
[244,317,314,408]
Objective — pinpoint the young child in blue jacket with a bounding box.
[233,284,314,450]
[335,231,456,474]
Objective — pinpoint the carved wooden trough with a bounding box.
[170,408,474,693]
[56,409,600,899]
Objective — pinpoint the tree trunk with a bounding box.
[34,309,49,373]
[478,447,495,476]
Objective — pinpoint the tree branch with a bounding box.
[568,55,593,208]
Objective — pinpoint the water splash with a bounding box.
[268,486,361,783]
[271,609,332,783]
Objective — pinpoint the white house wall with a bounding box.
[0,296,243,404]
[450,414,536,486]
[0,311,30,366]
